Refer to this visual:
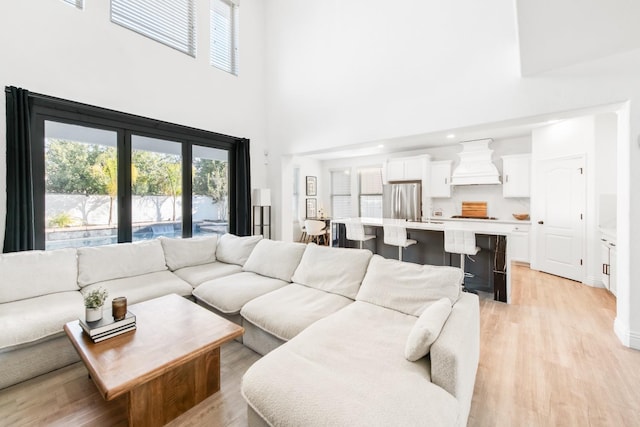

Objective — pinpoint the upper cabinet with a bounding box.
[430,160,452,198]
[386,156,427,182]
[502,154,531,198]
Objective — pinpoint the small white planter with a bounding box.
[85,306,103,322]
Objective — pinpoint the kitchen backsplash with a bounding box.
[430,184,530,220]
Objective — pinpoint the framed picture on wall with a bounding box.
[306,176,317,196]
[306,198,317,218]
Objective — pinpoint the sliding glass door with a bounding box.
[192,145,229,236]
[44,121,119,250]
[131,135,183,241]
[27,93,241,250]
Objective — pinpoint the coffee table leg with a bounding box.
[128,347,221,427]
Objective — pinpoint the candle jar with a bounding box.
[112,297,127,321]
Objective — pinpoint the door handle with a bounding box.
[538,220,544,225]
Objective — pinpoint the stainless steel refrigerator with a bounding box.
[382,182,422,221]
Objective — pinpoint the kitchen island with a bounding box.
[331,217,530,303]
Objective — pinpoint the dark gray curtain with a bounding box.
[3,87,35,252]
[229,138,251,236]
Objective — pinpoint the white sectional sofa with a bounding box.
[0,234,479,426]
[242,255,479,427]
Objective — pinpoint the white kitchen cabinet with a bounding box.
[509,226,530,263]
[386,160,406,181]
[404,157,423,180]
[430,160,452,198]
[386,156,425,182]
[601,234,617,296]
[502,154,531,198]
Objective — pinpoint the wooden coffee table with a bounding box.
[64,293,244,426]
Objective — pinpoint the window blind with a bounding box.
[111,0,196,57]
[359,168,383,195]
[359,167,383,217]
[210,0,239,75]
[331,170,352,219]
[62,0,83,9]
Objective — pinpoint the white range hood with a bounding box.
[450,139,501,185]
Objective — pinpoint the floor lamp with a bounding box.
[252,189,271,239]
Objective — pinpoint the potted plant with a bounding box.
[84,288,109,322]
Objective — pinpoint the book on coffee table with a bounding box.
[80,311,136,337]
[92,324,137,343]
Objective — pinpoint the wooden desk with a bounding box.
[64,294,244,427]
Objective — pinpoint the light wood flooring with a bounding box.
[1,264,639,426]
[469,264,640,426]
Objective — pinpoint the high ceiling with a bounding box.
[516,0,640,75]
[298,101,624,160]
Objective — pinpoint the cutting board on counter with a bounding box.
[461,201,488,218]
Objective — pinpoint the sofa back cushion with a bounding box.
[291,243,372,299]
[242,239,307,282]
[77,240,167,287]
[159,235,218,271]
[0,248,79,303]
[216,233,263,266]
[356,255,462,316]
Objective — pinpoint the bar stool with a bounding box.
[345,221,376,250]
[305,219,328,245]
[444,225,480,289]
[383,224,417,261]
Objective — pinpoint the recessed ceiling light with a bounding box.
[446,134,455,139]
[377,144,384,148]
[546,119,560,125]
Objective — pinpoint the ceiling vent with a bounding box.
[450,139,501,185]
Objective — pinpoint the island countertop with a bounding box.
[330,217,527,235]
[330,217,524,304]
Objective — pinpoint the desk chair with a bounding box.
[305,219,329,245]
[297,215,307,242]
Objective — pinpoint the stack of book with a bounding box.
[80,311,136,343]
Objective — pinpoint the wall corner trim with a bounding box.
[614,316,640,350]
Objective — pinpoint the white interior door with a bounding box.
[534,156,585,281]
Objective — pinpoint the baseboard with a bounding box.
[511,261,530,267]
[582,275,605,288]
[614,317,640,350]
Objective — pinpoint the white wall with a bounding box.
[0,0,267,245]
[291,156,323,238]
[594,113,618,228]
[264,0,640,349]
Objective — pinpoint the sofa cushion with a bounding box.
[291,243,372,299]
[0,248,78,303]
[173,262,242,288]
[215,234,262,266]
[80,271,192,306]
[356,255,463,316]
[0,292,84,351]
[240,284,353,341]
[193,272,288,314]
[405,297,452,362]
[242,239,307,282]
[242,301,460,427]
[159,235,218,271]
[77,240,167,287]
